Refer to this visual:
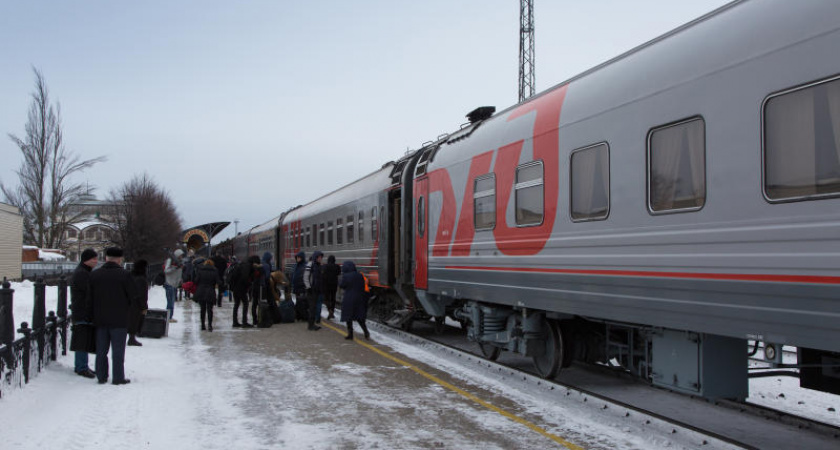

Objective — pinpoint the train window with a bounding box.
[371,207,378,241]
[570,143,610,221]
[358,211,364,243]
[337,218,343,245]
[306,227,311,248]
[647,117,706,213]
[474,174,496,230]
[515,162,544,226]
[346,214,355,244]
[327,221,334,246]
[417,197,425,237]
[313,224,318,247]
[764,76,840,201]
[319,223,325,247]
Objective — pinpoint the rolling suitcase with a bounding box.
[140,308,169,338]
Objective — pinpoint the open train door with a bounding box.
[414,175,429,289]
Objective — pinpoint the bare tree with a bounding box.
[110,173,182,262]
[1,67,105,247]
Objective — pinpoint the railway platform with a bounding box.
[163,298,740,450]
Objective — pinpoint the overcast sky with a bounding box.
[1,0,731,243]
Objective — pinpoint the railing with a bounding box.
[0,277,68,398]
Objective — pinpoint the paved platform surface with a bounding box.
[171,297,705,449]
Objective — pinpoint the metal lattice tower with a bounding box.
[518,0,535,103]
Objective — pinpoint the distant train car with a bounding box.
[248,214,281,265]
[258,0,840,400]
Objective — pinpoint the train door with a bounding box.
[414,176,429,289]
[389,190,401,285]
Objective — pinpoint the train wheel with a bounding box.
[532,318,562,379]
[434,316,446,334]
[479,342,501,361]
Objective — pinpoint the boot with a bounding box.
[201,322,206,331]
[208,322,213,332]
[361,321,370,340]
[345,322,353,340]
[232,321,241,328]
[242,322,253,328]
[327,308,335,320]
[127,334,143,346]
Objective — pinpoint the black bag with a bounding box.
[279,299,295,323]
[70,323,96,353]
[257,299,273,328]
[270,300,283,324]
[294,293,309,321]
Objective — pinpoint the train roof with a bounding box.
[282,163,394,222]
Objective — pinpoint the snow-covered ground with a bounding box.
[1,280,838,449]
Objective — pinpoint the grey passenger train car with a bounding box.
[261,0,839,401]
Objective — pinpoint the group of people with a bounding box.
[68,244,374,387]
[163,249,229,331]
[69,247,147,385]
[292,250,370,340]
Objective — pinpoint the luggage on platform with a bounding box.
[140,308,169,338]
[279,299,295,323]
[257,299,273,328]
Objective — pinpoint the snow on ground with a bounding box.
[1,280,839,449]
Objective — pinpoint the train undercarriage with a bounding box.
[367,291,840,401]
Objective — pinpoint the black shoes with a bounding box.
[98,378,108,384]
[308,325,321,331]
[127,339,142,346]
[113,379,131,385]
[208,324,213,332]
[345,334,353,340]
[241,323,253,328]
[201,325,206,330]
[232,322,241,328]
[76,369,96,379]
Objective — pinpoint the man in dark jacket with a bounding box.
[291,251,307,321]
[248,255,265,324]
[89,247,137,385]
[211,252,228,307]
[304,251,324,330]
[321,255,341,320]
[230,256,253,328]
[70,248,98,378]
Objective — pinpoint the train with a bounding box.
[220,0,840,401]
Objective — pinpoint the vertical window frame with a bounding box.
[570,142,611,222]
[514,160,545,227]
[646,116,707,214]
[473,174,496,230]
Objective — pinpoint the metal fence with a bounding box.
[0,277,68,398]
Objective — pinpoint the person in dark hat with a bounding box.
[128,259,150,346]
[69,248,98,378]
[89,246,137,385]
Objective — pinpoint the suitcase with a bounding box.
[140,308,169,338]
[279,299,295,323]
[257,299,273,328]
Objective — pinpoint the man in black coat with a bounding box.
[321,255,341,320]
[304,251,324,330]
[89,247,137,385]
[70,248,98,378]
[210,252,228,307]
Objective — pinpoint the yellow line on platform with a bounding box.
[320,321,584,450]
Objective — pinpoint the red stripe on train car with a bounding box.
[442,266,840,285]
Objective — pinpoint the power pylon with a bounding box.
[518,0,535,103]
